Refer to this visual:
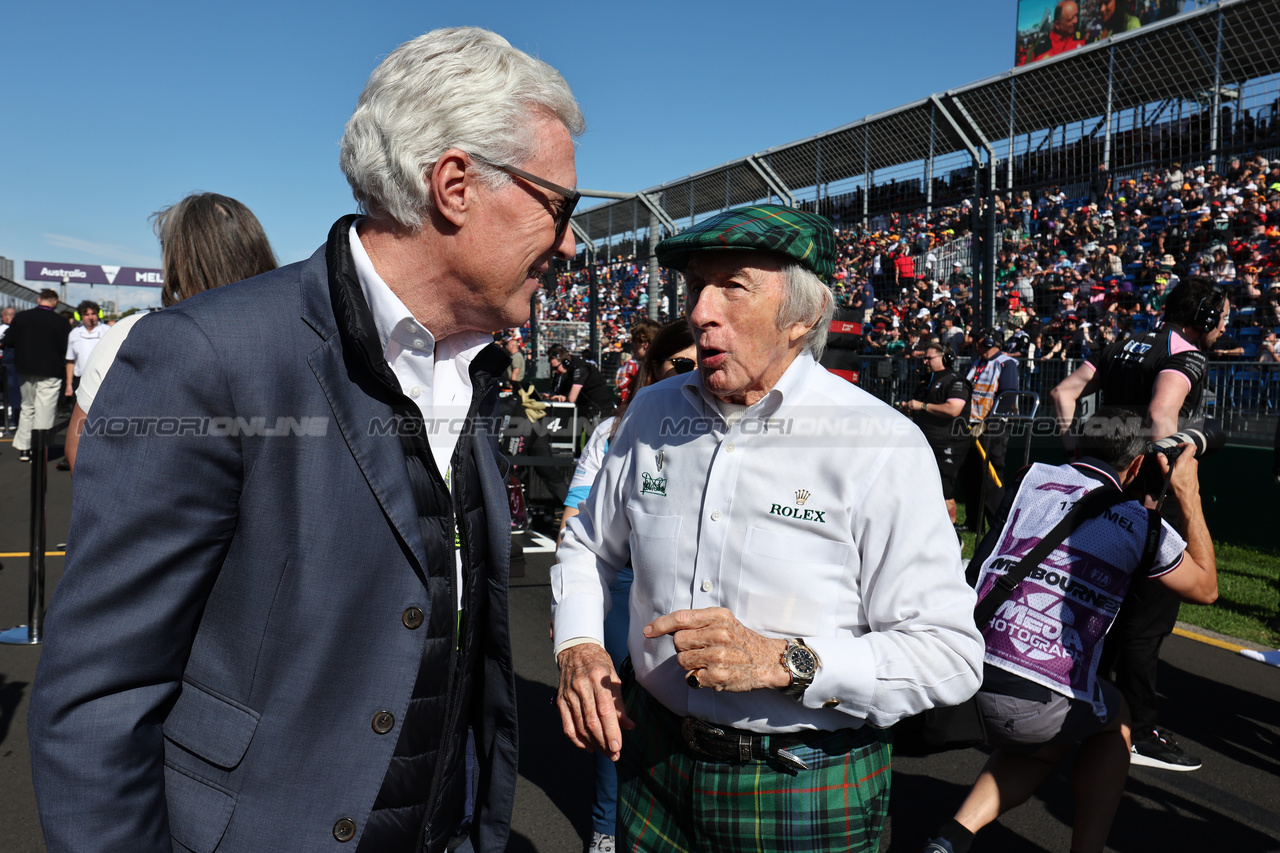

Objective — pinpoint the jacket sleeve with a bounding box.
[28,310,242,853]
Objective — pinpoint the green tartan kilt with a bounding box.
[617,680,891,853]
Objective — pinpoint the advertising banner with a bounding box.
[1015,0,1215,67]
[24,261,164,288]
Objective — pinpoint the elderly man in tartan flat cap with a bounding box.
[552,204,983,852]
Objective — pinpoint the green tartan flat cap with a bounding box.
[655,204,837,279]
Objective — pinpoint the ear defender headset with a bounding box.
[939,345,956,369]
[977,328,1004,351]
[1190,286,1227,333]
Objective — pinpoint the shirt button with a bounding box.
[333,818,357,842]
[402,606,424,629]
[413,338,426,350]
[726,443,736,452]
[701,580,713,592]
[410,385,422,398]
[711,511,722,522]
[372,711,395,734]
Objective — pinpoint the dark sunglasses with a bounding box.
[472,155,580,244]
[666,357,696,375]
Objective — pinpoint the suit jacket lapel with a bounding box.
[298,219,429,579]
[308,339,428,578]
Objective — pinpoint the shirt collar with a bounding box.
[348,220,490,375]
[1071,457,1123,489]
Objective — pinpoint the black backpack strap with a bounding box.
[973,486,1128,628]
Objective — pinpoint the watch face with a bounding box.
[789,646,817,679]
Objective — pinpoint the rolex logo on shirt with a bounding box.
[769,490,825,523]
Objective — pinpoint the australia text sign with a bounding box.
[25,261,164,288]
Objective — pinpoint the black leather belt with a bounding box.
[680,716,817,772]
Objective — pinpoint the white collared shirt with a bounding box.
[66,323,108,376]
[552,352,983,733]
[349,222,491,608]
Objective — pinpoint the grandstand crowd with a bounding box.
[535,152,1280,370]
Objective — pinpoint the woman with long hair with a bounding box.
[63,193,276,470]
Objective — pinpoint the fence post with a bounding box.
[1,428,47,645]
[588,262,599,364]
[647,210,661,321]
[1210,7,1225,172]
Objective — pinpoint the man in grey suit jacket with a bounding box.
[29,27,583,853]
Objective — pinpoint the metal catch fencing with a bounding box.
[846,355,1280,447]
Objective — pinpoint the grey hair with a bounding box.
[779,262,835,360]
[339,27,585,231]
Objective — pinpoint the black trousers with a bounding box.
[1099,460,1187,734]
[1100,572,1181,733]
[961,424,1009,529]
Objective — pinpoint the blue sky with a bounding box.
[3,0,1018,312]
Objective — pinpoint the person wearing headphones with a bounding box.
[1049,275,1230,771]
[900,342,972,524]
[959,328,1020,531]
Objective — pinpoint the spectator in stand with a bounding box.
[894,244,916,294]
[1259,330,1278,363]
[940,314,966,355]
[4,289,71,463]
[504,333,527,388]
[64,192,278,471]
[616,317,661,403]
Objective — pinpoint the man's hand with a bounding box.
[63,385,74,397]
[644,607,790,692]
[556,643,633,761]
[1160,443,1201,503]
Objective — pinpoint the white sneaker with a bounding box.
[588,831,616,853]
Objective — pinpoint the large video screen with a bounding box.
[1015,0,1215,67]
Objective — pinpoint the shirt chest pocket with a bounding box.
[738,527,851,637]
[627,508,682,618]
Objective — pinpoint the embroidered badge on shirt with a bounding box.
[641,472,667,496]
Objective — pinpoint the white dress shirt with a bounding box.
[552,351,983,733]
[349,222,491,608]
[66,323,108,377]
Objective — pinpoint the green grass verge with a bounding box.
[955,506,1280,649]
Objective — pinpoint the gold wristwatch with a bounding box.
[780,638,819,700]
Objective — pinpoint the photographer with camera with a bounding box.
[1049,275,1229,771]
[920,408,1218,853]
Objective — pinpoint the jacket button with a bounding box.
[372,711,395,734]
[333,818,357,842]
[402,606,424,629]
